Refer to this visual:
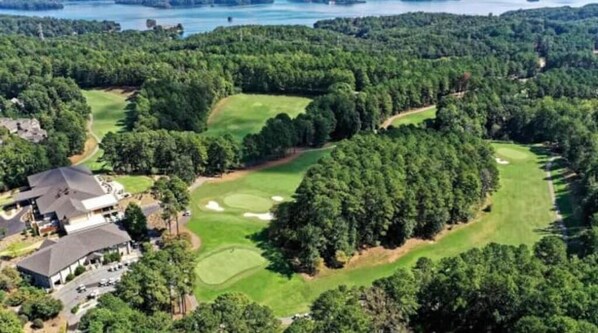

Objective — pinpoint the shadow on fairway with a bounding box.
[248,229,294,279]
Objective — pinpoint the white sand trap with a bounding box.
[243,212,274,221]
[271,196,284,202]
[205,201,224,212]
[495,158,510,165]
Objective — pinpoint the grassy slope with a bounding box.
[203,94,311,141]
[190,140,558,316]
[391,107,436,127]
[113,175,154,194]
[81,89,129,171]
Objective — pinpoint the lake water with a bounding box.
[0,0,594,36]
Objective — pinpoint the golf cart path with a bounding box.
[71,114,100,166]
[381,105,436,129]
[546,156,567,238]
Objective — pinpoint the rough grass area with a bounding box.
[204,94,311,141]
[189,142,560,316]
[391,107,436,127]
[114,175,154,194]
[196,247,267,285]
[81,89,130,171]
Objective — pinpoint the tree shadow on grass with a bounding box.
[248,229,295,279]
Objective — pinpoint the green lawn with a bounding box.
[391,107,436,127]
[114,175,154,194]
[203,94,311,141]
[190,142,559,316]
[81,89,130,171]
[196,246,267,285]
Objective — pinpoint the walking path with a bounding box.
[70,114,100,166]
[545,156,567,238]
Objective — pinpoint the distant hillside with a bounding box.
[0,15,120,36]
[0,0,63,10]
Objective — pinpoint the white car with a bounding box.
[88,289,99,299]
[99,279,108,287]
[108,278,116,285]
[76,285,87,293]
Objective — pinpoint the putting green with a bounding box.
[196,247,267,285]
[496,147,529,160]
[223,193,273,211]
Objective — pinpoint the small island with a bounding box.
[0,0,63,10]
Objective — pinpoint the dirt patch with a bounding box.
[24,314,66,333]
[69,134,98,165]
[272,196,284,202]
[180,221,201,251]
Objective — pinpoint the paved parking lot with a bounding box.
[53,255,139,328]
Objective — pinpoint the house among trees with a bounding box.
[0,117,47,143]
[14,166,124,234]
[17,223,131,290]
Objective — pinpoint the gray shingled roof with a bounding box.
[15,166,107,220]
[17,223,131,277]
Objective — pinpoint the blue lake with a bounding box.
[0,0,594,36]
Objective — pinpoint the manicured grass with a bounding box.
[196,247,267,285]
[81,89,130,171]
[190,143,557,316]
[114,175,154,194]
[204,94,311,141]
[391,107,436,127]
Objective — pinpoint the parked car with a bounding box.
[117,263,123,269]
[108,278,116,285]
[183,210,191,216]
[76,285,87,293]
[99,279,108,287]
[88,289,99,299]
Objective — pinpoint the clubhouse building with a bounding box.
[17,223,131,289]
[14,166,124,234]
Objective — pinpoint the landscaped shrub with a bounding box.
[71,303,79,314]
[5,290,26,306]
[31,318,44,329]
[65,273,74,282]
[74,265,86,276]
[20,295,63,320]
[18,314,28,325]
[103,252,122,264]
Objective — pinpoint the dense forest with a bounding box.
[73,237,598,332]
[0,5,597,332]
[269,127,498,272]
[0,0,63,10]
[0,15,120,36]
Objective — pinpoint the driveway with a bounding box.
[0,208,27,239]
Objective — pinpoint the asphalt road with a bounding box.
[0,207,27,238]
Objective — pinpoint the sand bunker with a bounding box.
[271,196,284,202]
[205,201,224,212]
[243,212,274,221]
[495,158,510,165]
